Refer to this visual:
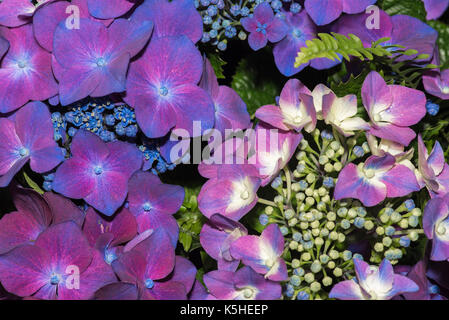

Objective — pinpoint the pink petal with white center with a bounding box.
[362,71,393,121]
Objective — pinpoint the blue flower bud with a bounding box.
[426,101,440,116]
[259,214,269,225]
[296,291,310,300]
[404,199,415,211]
[399,236,410,248]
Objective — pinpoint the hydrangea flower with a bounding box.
[322,91,369,137]
[362,71,426,146]
[240,2,288,51]
[203,266,282,300]
[304,0,377,26]
[0,0,39,27]
[111,229,191,300]
[0,222,116,300]
[199,58,251,136]
[230,224,288,281]
[124,35,215,138]
[53,17,153,106]
[309,84,332,120]
[198,164,261,221]
[255,79,316,133]
[422,0,449,20]
[132,0,203,44]
[127,171,185,247]
[417,135,449,198]
[200,214,248,271]
[52,130,142,216]
[329,258,418,300]
[424,195,449,261]
[0,102,63,187]
[0,25,58,113]
[87,0,135,19]
[334,154,420,207]
[83,207,137,265]
[423,70,449,100]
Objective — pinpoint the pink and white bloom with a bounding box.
[334,154,420,207]
[198,164,261,221]
[329,258,418,300]
[255,79,316,133]
[230,224,288,281]
[310,83,332,120]
[423,70,449,100]
[423,194,449,261]
[362,71,426,146]
[417,135,449,198]
[322,92,369,136]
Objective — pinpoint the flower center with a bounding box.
[17,60,27,69]
[292,29,303,39]
[18,147,29,157]
[242,288,255,299]
[442,86,449,94]
[159,86,169,97]
[293,116,302,125]
[256,23,267,34]
[364,168,375,179]
[142,202,152,212]
[94,165,103,175]
[240,190,250,200]
[104,251,117,265]
[96,57,106,67]
[50,273,61,285]
[145,278,154,289]
[436,222,447,236]
[265,258,276,268]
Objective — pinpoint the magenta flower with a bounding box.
[334,154,420,207]
[250,123,303,186]
[424,195,449,261]
[329,258,418,300]
[198,164,261,221]
[423,70,449,100]
[132,0,203,44]
[200,214,248,272]
[0,0,36,27]
[304,0,377,25]
[199,58,251,135]
[362,71,426,146]
[52,130,142,216]
[87,0,136,19]
[0,25,58,113]
[125,35,215,138]
[53,17,153,106]
[0,188,85,255]
[417,135,449,198]
[203,266,282,300]
[111,229,190,300]
[0,102,63,187]
[241,2,288,51]
[127,171,184,246]
[255,79,316,133]
[422,0,449,20]
[83,207,137,265]
[230,224,287,281]
[33,0,113,52]
[0,222,116,300]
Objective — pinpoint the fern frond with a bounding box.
[294,33,393,68]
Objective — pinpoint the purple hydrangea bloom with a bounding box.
[203,266,282,300]
[256,79,316,133]
[199,58,251,136]
[87,0,135,19]
[422,0,449,20]
[198,164,261,221]
[330,258,418,300]
[33,0,113,53]
[124,35,214,138]
[424,194,449,261]
[423,70,449,100]
[230,224,288,281]
[362,71,426,146]
[0,0,36,27]
[0,221,116,300]
[132,0,203,44]
[304,0,377,25]
[200,214,248,272]
[83,207,137,265]
[417,135,449,198]
[273,11,317,76]
[52,130,142,216]
[334,154,420,207]
[241,2,288,51]
[111,229,192,300]
[0,102,63,187]
[0,25,58,113]
[336,10,438,62]
[127,171,185,247]
[53,17,153,106]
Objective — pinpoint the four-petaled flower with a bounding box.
[423,194,449,261]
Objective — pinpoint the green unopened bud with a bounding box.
[383,237,392,247]
[324,163,334,173]
[326,221,336,230]
[327,211,336,221]
[325,149,335,159]
[327,261,336,269]
[318,187,327,197]
[380,214,390,224]
[319,155,329,165]
[265,206,274,215]
[274,195,284,204]
[347,208,358,219]
[310,220,320,229]
[320,228,329,237]
[330,141,340,151]
[333,162,343,172]
[329,250,339,260]
[296,151,306,160]
[293,170,301,178]
[322,277,333,287]
[300,139,309,150]
[305,188,314,196]
[347,138,356,147]
[338,233,345,243]
[411,208,422,217]
[284,209,295,219]
[311,260,322,273]
[329,231,338,241]
[409,231,419,241]
[333,268,343,277]
[306,173,316,184]
[337,208,348,218]
[399,219,409,229]
[336,146,345,156]
[289,241,299,250]
[317,202,326,211]
[296,192,306,202]
[300,222,309,230]
[320,254,330,264]
[306,197,315,206]
[362,141,370,153]
[364,220,374,230]
[292,183,301,192]
[376,226,385,236]
[390,211,402,223]
[374,242,384,252]
[288,218,298,227]
[310,281,321,292]
[292,258,301,268]
[302,252,311,261]
[304,273,315,283]
[322,195,331,203]
[311,228,320,237]
[315,237,324,246]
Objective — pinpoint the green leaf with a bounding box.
[379,0,427,21]
[207,52,227,79]
[23,172,44,195]
[428,20,449,69]
[179,232,193,252]
[231,56,283,117]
